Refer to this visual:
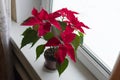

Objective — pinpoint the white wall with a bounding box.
[15,0,41,23]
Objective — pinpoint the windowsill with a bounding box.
[10,21,97,80]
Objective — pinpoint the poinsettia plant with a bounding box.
[21,8,89,76]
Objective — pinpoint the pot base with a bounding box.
[44,48,57,70]
[44,60,57,70]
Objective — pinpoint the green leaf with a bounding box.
[72,35,80,51]
[36,45,45,60]
[57,59,69,76]
[33,24,39,31]
[43,32,54,40]
[78,32,84,45]
[58,21,67,30]
[21,27,39,48]
[72,32,84,51]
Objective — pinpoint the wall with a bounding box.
[12,0,41,23]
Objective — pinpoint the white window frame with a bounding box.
[41,0,53,13]
[77,45,110,80]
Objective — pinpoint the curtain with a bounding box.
[109,54,120,80]
[0,0,13,80]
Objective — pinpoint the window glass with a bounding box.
[52,0,120,71]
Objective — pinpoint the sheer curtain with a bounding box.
[0,0,13,80]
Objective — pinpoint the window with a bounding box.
[11,0,120,80]
[52,0,120,80]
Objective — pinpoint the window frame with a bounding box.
[41,0,53,13]
[77,45,111,80]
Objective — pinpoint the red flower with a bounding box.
[55,8,78,17]
[60,27,75,44]
[65,44,76,62]
[45,37,60,46]
[21,17,40,26]
[22,8,42,26]
[55,44,67,63]
[55,8,89,33]
[21,8,62,37]
[67,13,89,33]
[38,22,51,36]
[48,12,62,30]
[45,26,76,64]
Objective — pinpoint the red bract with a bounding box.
[61,33,76,44]
[55,8,89,34]
[55,43,76,64]
[38,8,48,20]
[58,28,76,63]
[63,26,74,33]
[22,8,62,37]
[45,37,60,46]
[60,27,76,43]
[55,44,67,63]
[48,18,61,30]
[38,22,51,36]
[69,15,89,33]
[55,8,78,17]
[32,8,39,18]
[38,9,62,30]
[22,8,42,26]
[45,26,76,63]
[65,44,76,62]
[21,17,40,26]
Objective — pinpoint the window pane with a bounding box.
[52,0,120,71]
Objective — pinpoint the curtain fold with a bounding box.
[0,0,13,80]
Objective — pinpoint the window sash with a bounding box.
[77,45,110,80]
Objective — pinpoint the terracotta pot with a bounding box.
[44,48,57,70]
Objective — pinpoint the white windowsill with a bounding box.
[10,21,97,80]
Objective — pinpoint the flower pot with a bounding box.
[44,48,57,70]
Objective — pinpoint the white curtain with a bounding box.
[0,0,13,80]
